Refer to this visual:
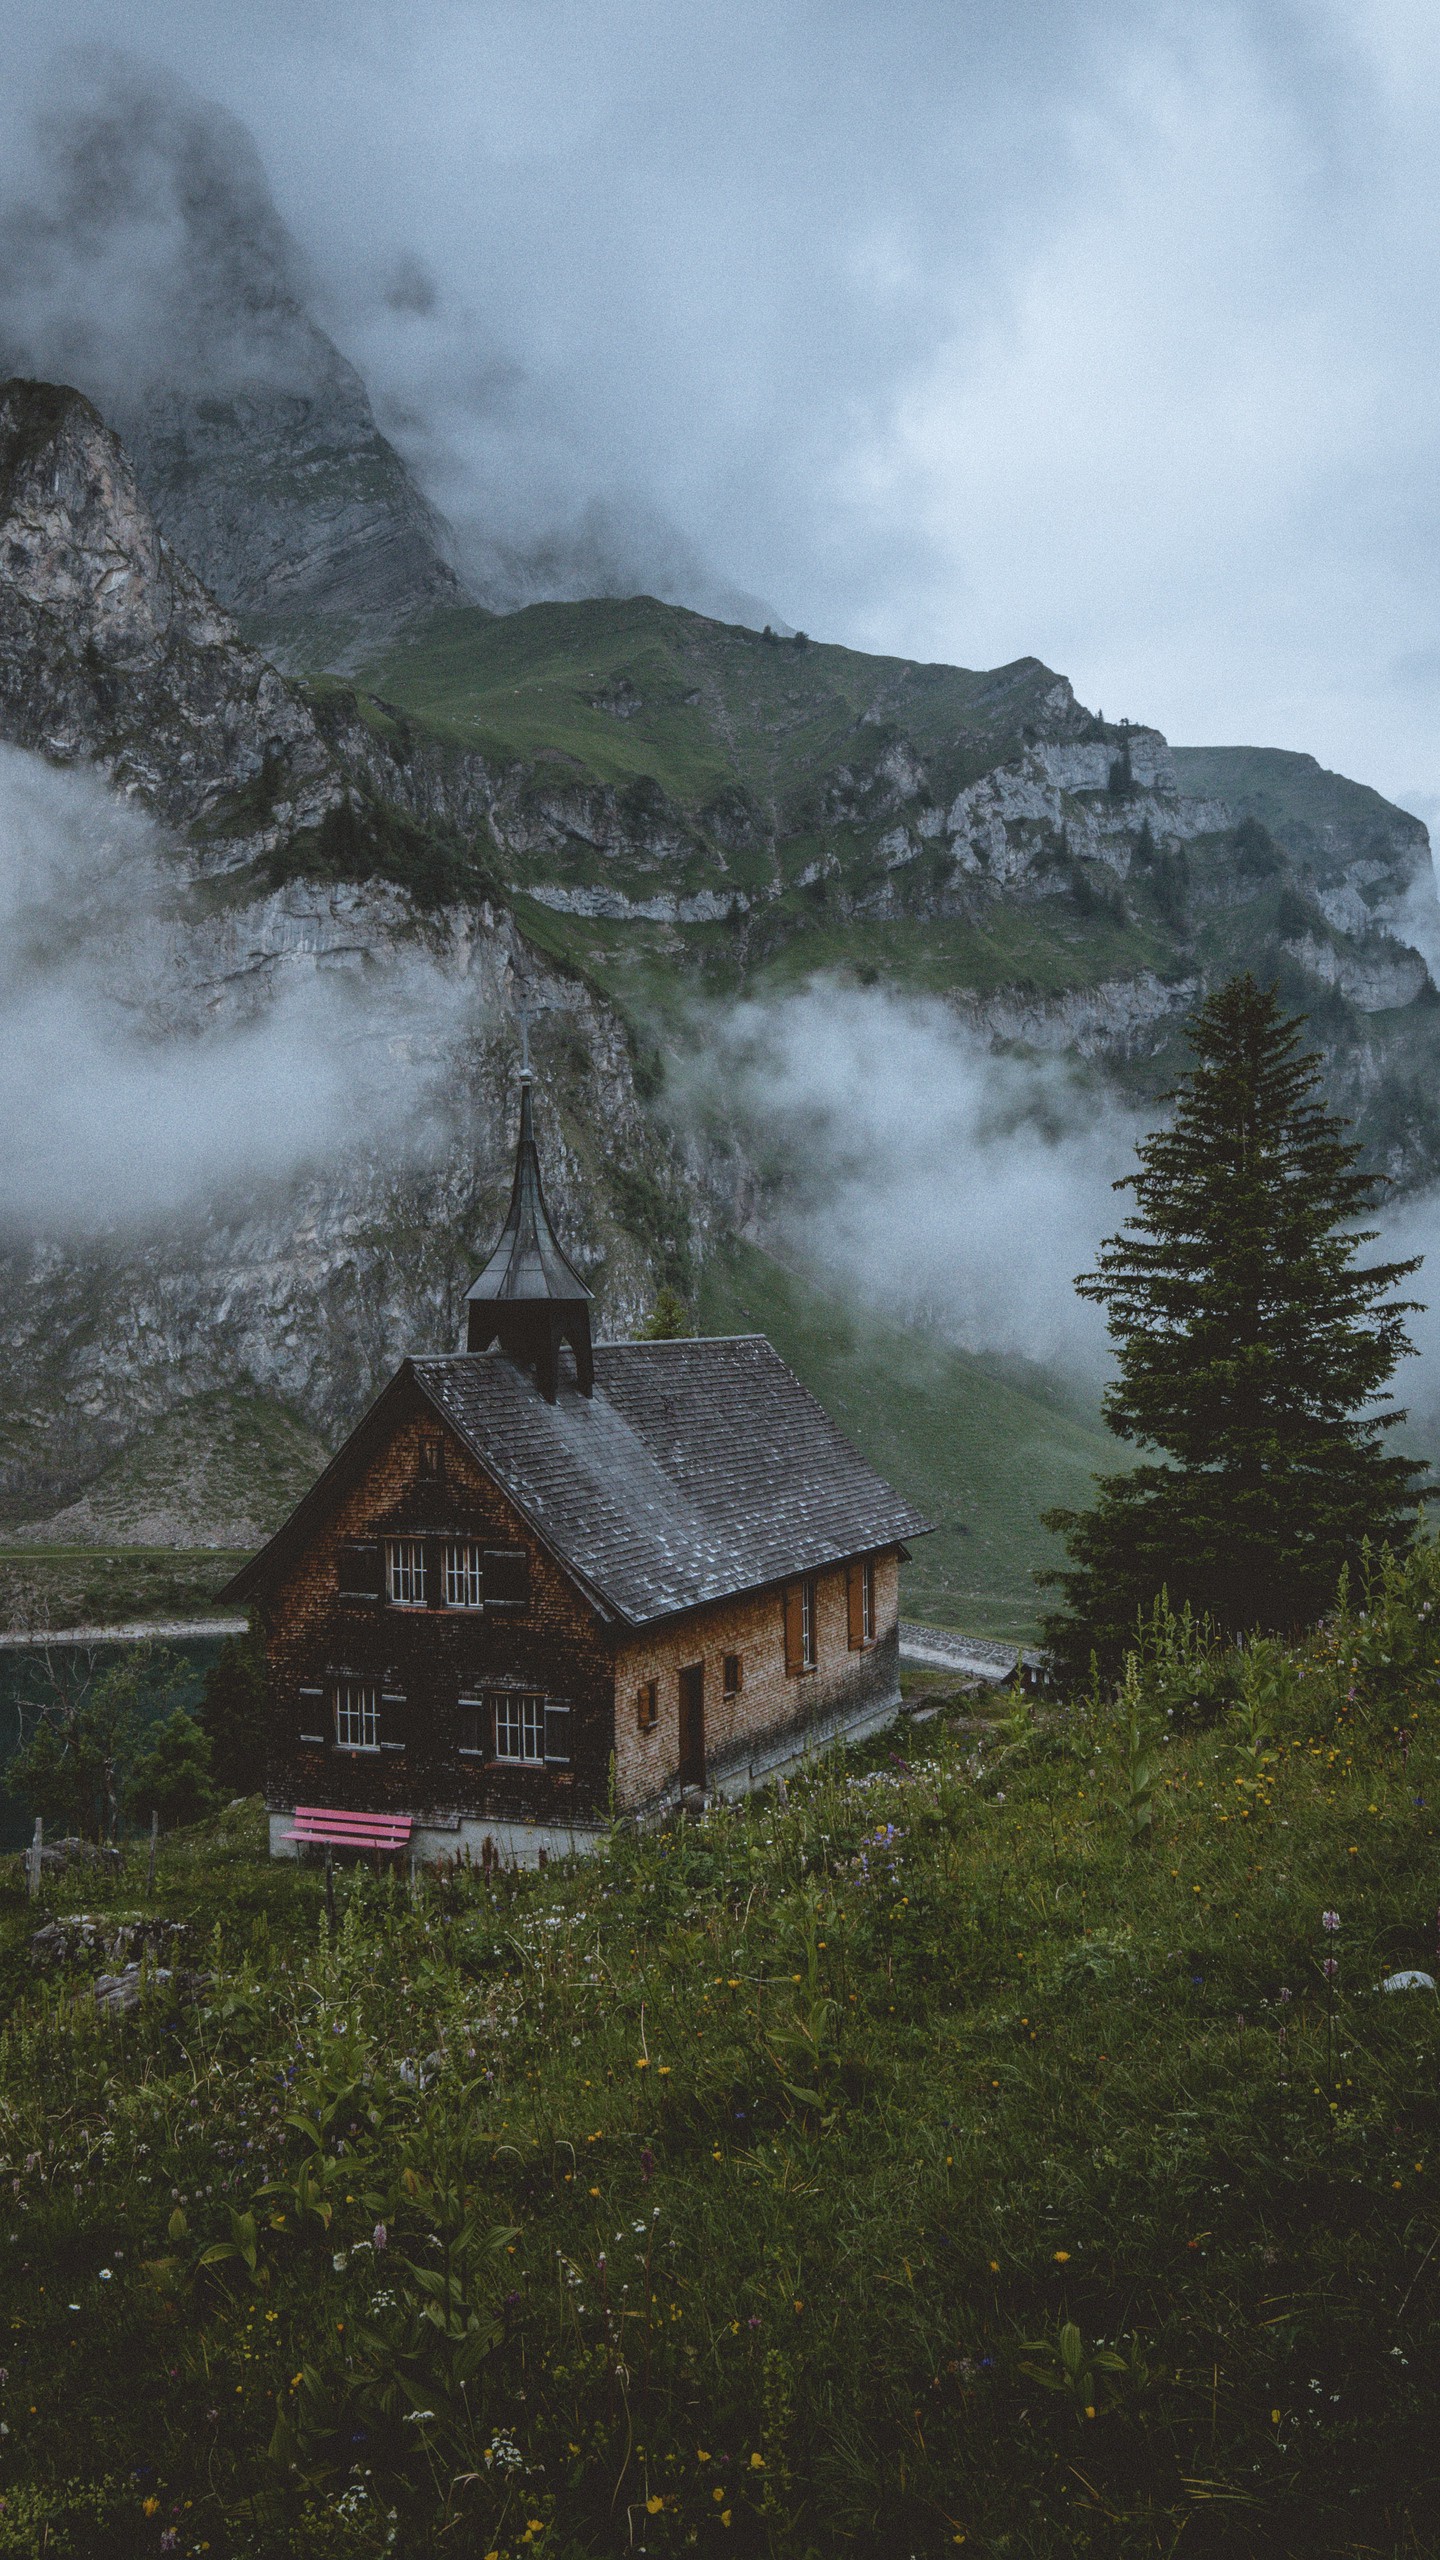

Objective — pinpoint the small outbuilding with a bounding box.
[222,1069,931,1864]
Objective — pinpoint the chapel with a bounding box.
[223,1064,930,1865]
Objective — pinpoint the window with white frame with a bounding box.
[444,1541,484,1609]
[386,1538,426,1605]
[491,1691,545,1764]
[334,1682,380,1751]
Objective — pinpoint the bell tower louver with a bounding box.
[464,1063,594,1401]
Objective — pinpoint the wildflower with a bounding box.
[1053,2251,1071,2264]
[750,2452,765,2468]
[373,2222,387,2252]
[1323,1956,1339,1979]
[142,2498,159,2518]
[1322,1910,1341,1932]
[647,2495,664,2513]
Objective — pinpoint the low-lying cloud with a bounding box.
[0,745,470,1233]
[698,978,1440,1455]
[697,982,1131,1381]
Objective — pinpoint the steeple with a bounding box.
[465,1050,594,1400]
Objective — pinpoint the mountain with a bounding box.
[0,381,709,1544]
[0,70,464,669]
[347,595,1440,1180]
[2,371,1438,1630]
[120,362,465,671]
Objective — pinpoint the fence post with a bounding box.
[147,1808,158,1897]
[27,1817,42,1900]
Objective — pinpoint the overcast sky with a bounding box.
[3,1,1440,815]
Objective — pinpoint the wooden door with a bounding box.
[678,1662,705,1788]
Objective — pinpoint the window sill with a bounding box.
[490,1758,546,1771]
[334,1744,381,1756]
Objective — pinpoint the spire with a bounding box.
[465,1055,594,1399]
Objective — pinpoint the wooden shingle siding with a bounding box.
[613,1550,900,1811]
[262,1383,614,1830]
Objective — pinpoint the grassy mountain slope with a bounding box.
[698,1241,1113,1637]
[12,1392,331,1550]
[3,1567,1437,2552]
[1172,744,1426,877]
[355,595,1075,820]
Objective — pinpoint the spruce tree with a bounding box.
[640,1284,692,1340]
[1042,974,1427,1677]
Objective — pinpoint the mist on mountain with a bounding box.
[0,743,470,1233]
[0,49,770,630]
[690,981,1125,1380]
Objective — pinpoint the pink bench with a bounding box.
[285,1805,413,1856]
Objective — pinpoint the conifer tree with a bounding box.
[1042,975,1427,1677]
[640,1283,692,1340]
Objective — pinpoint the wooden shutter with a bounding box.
[484,1548,529,1608]
[337,1540,383,1600]
[847,1563,867,1649]
[783,1583,805,1676]
[297,1684,325,1744]
[544,1703,572,1764]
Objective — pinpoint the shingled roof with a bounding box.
[414,1338,931,1625]
[225,1336,930,1625]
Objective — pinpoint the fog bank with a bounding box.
[0,746,472,1233]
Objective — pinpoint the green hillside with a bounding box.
[355,595,1071,820]
[1171,743,1426,879]
[4,1566,1437,2552]
[698,1240,1113,1639]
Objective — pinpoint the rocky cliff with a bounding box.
[0,384,709,1537]
[0,68,465,668]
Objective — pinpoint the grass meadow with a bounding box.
[0,1554,1438,2556]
